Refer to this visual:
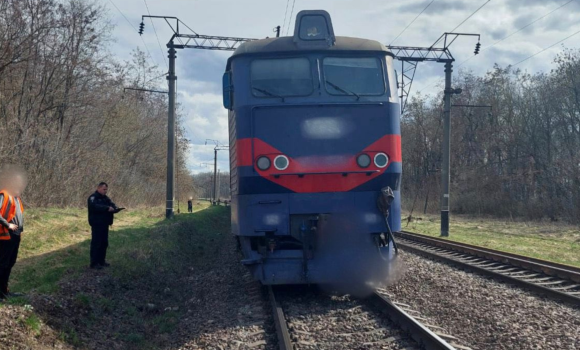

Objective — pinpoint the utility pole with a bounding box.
[389,32,480,237]
[139,15,254,218]
[205,139,228,204]
[441,61,459,236]
[166,43,177,219]
[213,148,217,203]
[200,162,215,201]
[217,169,221,200]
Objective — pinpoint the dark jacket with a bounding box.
[88,191,117,226]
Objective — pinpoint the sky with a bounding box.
[101,0,580,174]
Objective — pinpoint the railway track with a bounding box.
[268,286,470,350]
[395,230,580,305]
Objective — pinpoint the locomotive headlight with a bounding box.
[273,155,289,170]
[374,153,389,168]
[256,156,271,170]
[357,154,371,168]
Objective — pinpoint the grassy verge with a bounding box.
[10,200,230,349]
[13,201,211,293]
[402,212,580,267]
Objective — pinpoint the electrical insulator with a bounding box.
[474,42,481,55]
[138,22,145,35]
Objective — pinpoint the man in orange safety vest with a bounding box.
[0,167,27,299]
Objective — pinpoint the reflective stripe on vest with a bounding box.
[0,190,23,239]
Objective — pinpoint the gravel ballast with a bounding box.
[278,289,420,350]
[385,251,580,350]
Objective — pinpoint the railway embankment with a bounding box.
[2,203,275,350]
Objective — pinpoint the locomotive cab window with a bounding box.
[323,57,385,96]
[251,58,313,97]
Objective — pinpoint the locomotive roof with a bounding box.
[231,36,392,57]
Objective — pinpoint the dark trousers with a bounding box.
[0,232,21,295]
[90,224,109,267]
[188,204,193,213]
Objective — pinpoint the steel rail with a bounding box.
[268,286,293,350]
[369,292,458,350]
[395,231,580,305]
[398,231,580,282]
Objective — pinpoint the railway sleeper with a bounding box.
[535,280,567,286]
[511,273,541,278]
[522,276,553,282]
[335,328,387,337]
[362,335,401,345]
[494,267,521,273]
[551,284,579,290]
[449,342,474,350]
[470,262,500,268]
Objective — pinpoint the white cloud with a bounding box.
[102,0,580,173]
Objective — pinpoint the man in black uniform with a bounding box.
[87,182,118,270]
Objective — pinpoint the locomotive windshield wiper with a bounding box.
[325,80,360,100]
[253,87,285,102]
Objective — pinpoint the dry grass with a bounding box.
[402,211,580,268]
[13,202,211,293]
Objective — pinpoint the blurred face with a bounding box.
[6,175,27,197]
[97,185,108,195]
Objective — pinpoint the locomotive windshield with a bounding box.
[323,57,385,95]
[251,58,313,97]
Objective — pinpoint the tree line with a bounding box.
[402,48,580,222]
[0,0,195,207]
[192,171,230,201]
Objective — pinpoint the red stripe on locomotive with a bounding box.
[236,135,401,193]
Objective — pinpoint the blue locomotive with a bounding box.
[223,10,401,285]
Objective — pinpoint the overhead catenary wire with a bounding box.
[286,0,297,36]
[143,0,168,69]
[449,0,491,33]
[512,28,580,66]
[390,0,435,46]
[456,0,576,68]
[412,0,492,94]
[108,0,157,68]
[417,0,577,95]
[282,0,291,37]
